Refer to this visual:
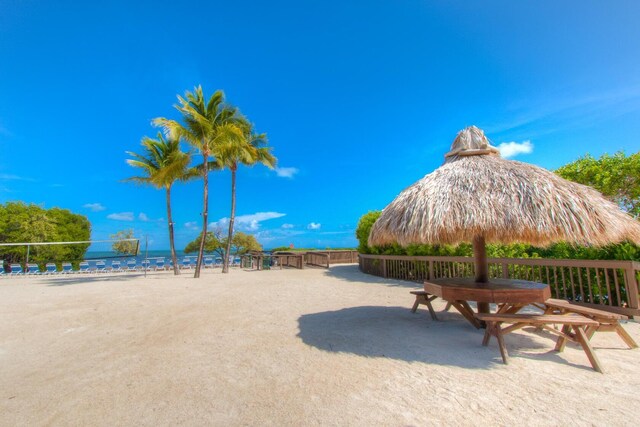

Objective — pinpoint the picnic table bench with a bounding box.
[543,298,638,349]
[410,290,439,320]
[476,313,603,373]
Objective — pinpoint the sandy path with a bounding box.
[1,265,639,426]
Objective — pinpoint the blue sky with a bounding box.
[1,1,639,250]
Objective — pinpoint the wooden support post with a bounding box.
[473,235,490,314]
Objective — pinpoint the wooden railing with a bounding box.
[305,250,358,266]
[305,252,330,268]
[359,254,640,317]
[277,254,305,269]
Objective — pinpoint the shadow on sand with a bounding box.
[45,274,146,286]
[324,264,420,289]
[297,305,593,371]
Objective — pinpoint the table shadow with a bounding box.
[297,305,553,369]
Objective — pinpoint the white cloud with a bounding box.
[83,203,106,212]
[107,212,134,221]
[307,222,321,230]
[0,173,34,181]
[497,140,534,158]
[138,212,149,221]
[275,167,299,178]
[210,212,286,232]
[281,223,294,229]
[185,221,199,230]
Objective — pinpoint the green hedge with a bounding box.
[356,211,640,261]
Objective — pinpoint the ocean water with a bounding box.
[83,250,241,267]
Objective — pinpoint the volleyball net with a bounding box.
[0,238,140,265]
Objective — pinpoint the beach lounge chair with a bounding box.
[141,259,151,271]
[27,263,40,275]
[96,260,107,273]
[10,263,23,275]
[62,262,74,274]
[79,261,90,273]
[204,257,213,268]
[111,261,122,272]
[180,258,192,270]
[214,258,223,267]
[45,263,58,274]
[154,258,165,270]
[126,260,137,272]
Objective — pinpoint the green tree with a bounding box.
[355,211,381,253]
[556,151,640,217]
[154,86,243,278]
[185,230,225,258]
[111,230,138,255]
[0,202,91,267]
[124,132,198,275]
[214,117,276,273]
[229,232,262,255]
[184,231,262,260]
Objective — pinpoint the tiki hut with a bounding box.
[368,126,640,286]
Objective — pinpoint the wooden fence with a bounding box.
[359,254,640,317]
[305,250,358,266]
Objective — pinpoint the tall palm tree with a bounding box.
[124,132,198,275]
[154,86,243,278]
[214,117,276,273]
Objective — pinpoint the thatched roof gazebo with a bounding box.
[368,126,640,297]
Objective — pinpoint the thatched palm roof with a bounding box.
[369,126,640,247]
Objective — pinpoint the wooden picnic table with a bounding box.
[423,277,551,328]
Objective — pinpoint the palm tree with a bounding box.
[124,132,198,275]
[154,86,243,278]
[214,117,276,273]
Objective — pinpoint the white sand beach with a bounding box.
[1,265,639,426]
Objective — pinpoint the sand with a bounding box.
[1,265,639,426]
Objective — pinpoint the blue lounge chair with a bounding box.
[126,260,137,272]
[204,257,213,268]
[62,262,74,274]
[153,258,165,271]
[96,261,106,273]
[10,263,23,275]
[27,263,40,275]
[45,263,58,274]
[111,261,122,272]
[79,261,90,273]
[141,259,151,271]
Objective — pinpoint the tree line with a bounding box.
[0,202,91,267]
[125,86,276,277]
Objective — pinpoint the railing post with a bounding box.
[428,260,434,280]
[502,262,509,279]
[624,264,639,312]
[382,257,387,278]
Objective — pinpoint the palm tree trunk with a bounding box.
[223,166,237,273]
[166,185,180,275]
[194,150,209,278]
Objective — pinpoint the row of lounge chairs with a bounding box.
[1,256,242,275]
